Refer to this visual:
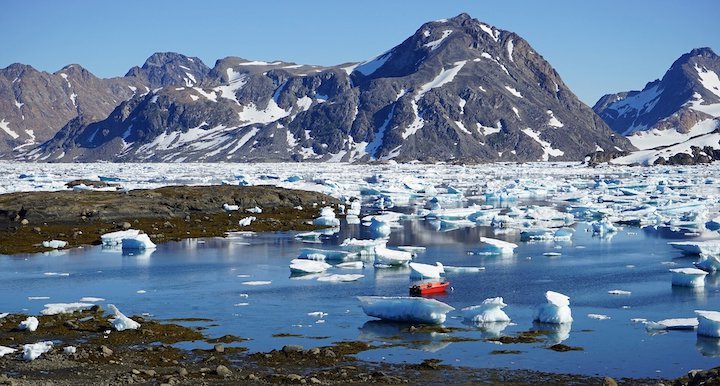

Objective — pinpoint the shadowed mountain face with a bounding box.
[594,48,720,165]
[5,13,631,163]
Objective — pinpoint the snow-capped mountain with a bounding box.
[16,13,631,162]
[594,48,720,165]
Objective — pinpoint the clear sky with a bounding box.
[1,0,717,105]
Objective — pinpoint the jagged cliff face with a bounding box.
[594,48,720,165]
[8,13,632,163]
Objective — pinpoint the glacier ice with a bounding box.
[533,291,572,324]
[462,297,511,323]
[109,304,141,331]
[238,216,256,227]
[358,296,455,324]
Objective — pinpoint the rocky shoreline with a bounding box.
[0,183,339,255]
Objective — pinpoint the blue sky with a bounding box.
[1,0,717,104]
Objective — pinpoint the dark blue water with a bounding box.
[1,219,719,378]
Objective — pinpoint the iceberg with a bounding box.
[369,218,391,238]
[0,346,16,357]
[42,239,67,249]
[108,304,141,331]
[374,245,412,266]
[695,255,720,273]
[313,206,340,227]
[591,219,617,235]
[340,238,385,255]
[696,310,720,338]
[23,341,53,361]
[298,248,358,262]
[477,237,517,256]
[289,259,331,274]
[346,200,361,216]
[669,241,720,256]
[409,262,444,279]
[670,267,708,287]
[533,291,573,324]
[357,296,455,324]
[121,233,156,250]
[18,316,39,331]
[41,302,94,315]
[101,229,141,246]
[462,297,511,323]
[335,261,364,269]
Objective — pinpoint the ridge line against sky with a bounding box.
[1,0,718,105]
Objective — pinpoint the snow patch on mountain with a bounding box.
[629,119,719,150]
[522,128,564,161]
[424,30,453,51]
[695,64,720,98]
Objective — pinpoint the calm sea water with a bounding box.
[1,216,718,378]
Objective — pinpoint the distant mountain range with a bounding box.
[594,47,720,165]
[4,13,716,164]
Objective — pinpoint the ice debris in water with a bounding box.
[696,310,720,338]
[23,341,53,361]
[42,240,67,249]
[100,229,140,246]
[108,304,141,331]
[645,318,698,331]
[588,314,611,320]
[443,265,485,273]
[694,255,720,273]
[289,259,331,274]
[317,274,364,282]
[121,234,156,250]
[608,289,632,295]
[477,237,517,256]
[313,206,340,227]
[533,291,572,324]
[41,302,94,315]
[238,216,256,227]
[409,262,444,279]
[18,316,39,331]
[373,245,412,266]
[358,296,455,324]
[462,297,511,323]
[368,218,391,238]
[670,268,708,287]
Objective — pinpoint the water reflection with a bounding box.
[531,322,571,345]
[696,336,720,357]
[464,321,510,338]
[358,320,452,352]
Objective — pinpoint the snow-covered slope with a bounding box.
[20,13,631,163]
[594,48,720,165]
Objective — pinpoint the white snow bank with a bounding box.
[23,341,53,361]
[358,296,454,324]
[109,304,141,331]
[533,291,572,324]
[18,316,39,331]
[0,346,16,357]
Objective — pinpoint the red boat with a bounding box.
[409,281,450,296]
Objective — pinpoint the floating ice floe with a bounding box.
[443,265,485,273]
[368,218,391,238]
[18,316,39,331]
[533,291,573,324]
[313,207,340,227]
[42,239,67,249]
[238,216,256,227]
[409,262,444,279]
[462,297,511,323]
[335,261,364,269]
[100,229,141,246]
[669,241,720,256]
[241,280,272,286]
[222,203,239,211]
[289,259,331,274]
[645,318,699,331]
[121,233,156,250]
[588,314,611,320]
[357,296,455,324]
[317,274,364,282]
[23,341,53,361]
[477,237,517,256]
[298,247,357,262]
[0,346,16,357]
[696,310,720,338]
[374,245,412,266]
[608,289,632,295]
[41,302,94,315]
[79,297,105,303]
[694,255,720,273]
[670,267,708,287]
[108,304,141,331]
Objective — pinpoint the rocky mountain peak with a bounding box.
[125,52,210,88]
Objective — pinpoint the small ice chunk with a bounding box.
[409,262,444,279]
[645,318,698,331]
[313,206,340,227]
[694,255,720,273]
[18,316,39,331]
[246,206,263,213]
[307,311,328,318]
[374,245,412,266]
[108,304,141,331]
[64,346,77,354]
[238,216,256,226]
[478,237,517,256]
[591,219,617,235]
[533,291,573,324]
[79,297,105,303]
[335,261,364,269]
[100,229,140,246]
[588,314,610,320]
[42,240,67,249]
[358,296,455,324]
[23,341,53,361]
[670,268,708,287]
[289,259,331,274]
[608,290,631,295]
[121,234,156,250]
[696,310,720,337]
[241,281,271,286]
[368,218,391,238]
[41,302,94,315]
[223,203,239,211]
[443,265,485,273]
[317,274,364,282]
[0,346,16,357]
[462,297,511,323]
